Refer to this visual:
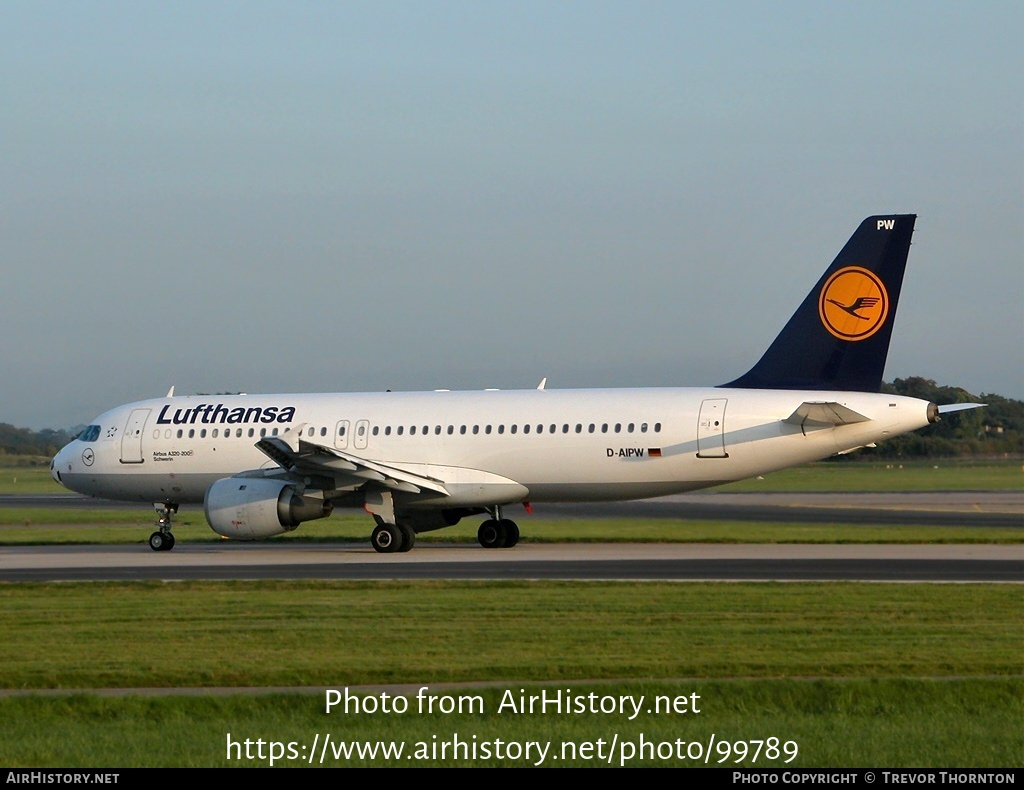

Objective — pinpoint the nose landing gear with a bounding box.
[149,502,179,551]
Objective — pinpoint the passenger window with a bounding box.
[562,424,569,433]
[615,423,622,433]
[249,428,255,437]
[641,423,648,433]
[385,426,391,436]
[177,430,183,439]
[523,424,530,434]
[485,425,492,434]
[601,423,608,433]
[447,425,454,435]
[575,424,582,433]
[188,429,195,438]
[372,426,379,436]
[273,428,279,436]
[410,426,417,435]
[588,424,595,433]
[460,425,466,435]
[397,426,404,435]
[260,428,267,437]
[498,425,505,434]
[549,424,556,433]
[628,423,635,433]
[473,425,479,434]
[435,426,441,435]
[655,422,662,433]
[200,429,207,438]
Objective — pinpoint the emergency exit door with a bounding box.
[696,399,728,458]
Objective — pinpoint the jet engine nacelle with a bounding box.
[204,477,333,540]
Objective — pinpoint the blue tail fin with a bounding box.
[721,214,916,393]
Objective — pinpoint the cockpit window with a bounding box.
[78,425,101,442]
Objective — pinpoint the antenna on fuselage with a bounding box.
[166,386,175,398]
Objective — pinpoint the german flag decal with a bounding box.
[818,266,889,341]
[648,448,662,458]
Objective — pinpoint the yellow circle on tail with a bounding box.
[818,266,889,341]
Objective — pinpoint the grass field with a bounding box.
[3,458,1021,497]
[2,458,1020,767]
[725,460,1023,492]
[0,580,1019,768]
[3,679,1020,767]
[2,582,1019,688]
[0,582,1020,767]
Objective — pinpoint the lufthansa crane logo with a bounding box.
[818,266,889,341]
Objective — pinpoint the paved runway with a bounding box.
[2,491,1020,582]
[2,541,1020,583]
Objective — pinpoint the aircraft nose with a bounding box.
[51,445,70,485]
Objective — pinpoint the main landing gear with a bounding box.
[478,506,520,549]
[370,521,416,554]
[149,502,178,552]
[366,490,416,554]
[364,492,522,553]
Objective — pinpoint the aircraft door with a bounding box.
[696,399,729,458]
[354,419,369,450]
[120,408,150,464]
[335,420,350,450]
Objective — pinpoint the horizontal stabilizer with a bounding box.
[937,402,986,414]
[785,401,871,427]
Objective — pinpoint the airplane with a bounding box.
[50,214,982,553]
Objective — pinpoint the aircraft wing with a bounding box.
[255,430,450,497]
[784,401,871,429]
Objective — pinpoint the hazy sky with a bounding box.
[2,1,1021,429]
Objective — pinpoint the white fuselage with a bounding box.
[52,387,932,509]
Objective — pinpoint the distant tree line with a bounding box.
[859,377,1023,459]
[0,424,79,459]
[1,378,1021,459]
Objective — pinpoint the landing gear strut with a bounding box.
[149,502,178,552]
[478,506,520,549]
